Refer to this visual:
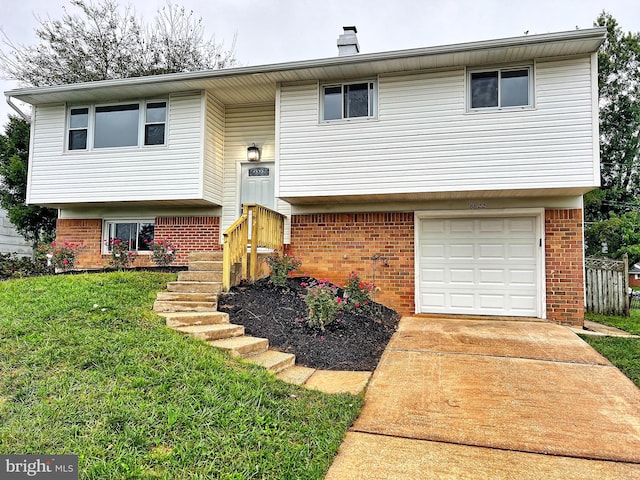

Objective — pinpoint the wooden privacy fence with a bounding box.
[585,254,629,316]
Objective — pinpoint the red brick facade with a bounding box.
[544,209,585,326]
[56,216,220,269]
[630,274,640,288]
[57,209,586,325]
[288,212,415,315]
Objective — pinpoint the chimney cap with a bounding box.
[343,26,357,33]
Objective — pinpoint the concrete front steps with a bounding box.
[153,251,371,394]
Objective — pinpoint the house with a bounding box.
[0,207,32,257]
[5,26,605,326]
[630,264,640,288]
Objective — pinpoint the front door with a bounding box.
[240,163,275,213]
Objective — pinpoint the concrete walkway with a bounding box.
[325,316,640,479]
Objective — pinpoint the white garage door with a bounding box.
[418,216,540,317]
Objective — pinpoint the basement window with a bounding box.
[103,220,154,253]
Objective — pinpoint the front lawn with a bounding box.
[0,272,362,479]
[586,309,640,335]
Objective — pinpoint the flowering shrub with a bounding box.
[147,239,177,267]
[303,279,343,330]
[43,241,84,272]
[107,239,137,270]
[343,271,374,313]
[265,249,302,287]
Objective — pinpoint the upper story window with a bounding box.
[321,80,376,121]
[469,67,532,110]
[67,100,167,151]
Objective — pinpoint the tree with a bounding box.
[585,12,640,221]
[585,211,640,267]
[0,116,57,243]
[0,0,237,86]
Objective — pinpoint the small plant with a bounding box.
[107,238,137,270]
[303,279,343,330]
[265,249,302,287]
[44,241,84,272]
[147,238,177,267]
[343,271,375,313]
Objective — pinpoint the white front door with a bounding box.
[418,216,541,317]
[240,163,275,213]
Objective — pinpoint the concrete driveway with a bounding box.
[326,316,640,479]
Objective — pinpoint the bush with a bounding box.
[44,241,84,272]
[265,250,302,287]
[303,279,343,331]
[147,239,177,267]
[342,271,374,313]
[0,253,49,280]
[107,239,138,270]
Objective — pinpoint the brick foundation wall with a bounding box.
[288,212,415,315]
[56,216,221,269]
[545,209,585,326]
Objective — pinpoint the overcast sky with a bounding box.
[1,0,640,124]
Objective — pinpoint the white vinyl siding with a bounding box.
[203,93,225,205]
[28,92,207,205]
[221,104,290,239]
[278,56,596,199]
[0,208,32,257]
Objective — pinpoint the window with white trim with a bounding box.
[103,220,154,253]
[321,80,376,121]
[66,100,167,151]
[469,67,532,110]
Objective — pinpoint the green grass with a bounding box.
[579,336,640,388]
[0,272,363,479]
[586,308,640,335]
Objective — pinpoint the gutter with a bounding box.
[5,95,31,123]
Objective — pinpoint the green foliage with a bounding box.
[42,240,84,271]
[585,211,640,265]
[0,116,57,244]
[148,238,177,267]
[0,0,237,87]
[303,279,343,330]
[580,335,640,388]
[0,253,49,280]
[266,251,302,287]
[342,271,374,313]
[107,239,137,270]
[586,309,640,336]
[585,12,640,221]
[0,272,362,478]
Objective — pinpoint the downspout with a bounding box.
[5,95,31,123]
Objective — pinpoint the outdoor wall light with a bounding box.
[247,143,260,161]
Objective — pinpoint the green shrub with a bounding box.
[0,252,49,280]
[265,250,302,287]
[303,279,343,330]
[44,240,84,271]
[147,238,177,267]
[107,239,138,270]
[342,271,374,313]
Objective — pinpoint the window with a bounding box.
[66,100,167,151]
[322,81,376,121]
[68,108,88,150]
[469,67,531,109]
[104,221,154,253]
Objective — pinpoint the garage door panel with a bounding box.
[419,216,540,317]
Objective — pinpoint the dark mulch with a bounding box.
[218,278,401,371]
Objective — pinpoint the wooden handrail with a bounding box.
[222,203,286,291]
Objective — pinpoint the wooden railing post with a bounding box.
[250,205,259,282]
[241,204,249,281]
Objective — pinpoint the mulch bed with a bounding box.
[218,277,400,371]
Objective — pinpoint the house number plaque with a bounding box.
[248,167,270,177]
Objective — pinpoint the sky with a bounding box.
[1,0,640,124]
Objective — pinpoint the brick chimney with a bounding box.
[337,26,360,56]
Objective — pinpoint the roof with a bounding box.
[630,264,640,274]
[5,27,606,106]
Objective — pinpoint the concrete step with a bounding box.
[245,350,296,373]
[167,281,222,293]
[159,311,229,328]
[189,260,223,272]
[178,271,223,283]
[153,300,218,312]
[276,365,316,385]
[208,336,269,358]
[189,251,224,262]
[156,291,218,302]
[175,323,244,341]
